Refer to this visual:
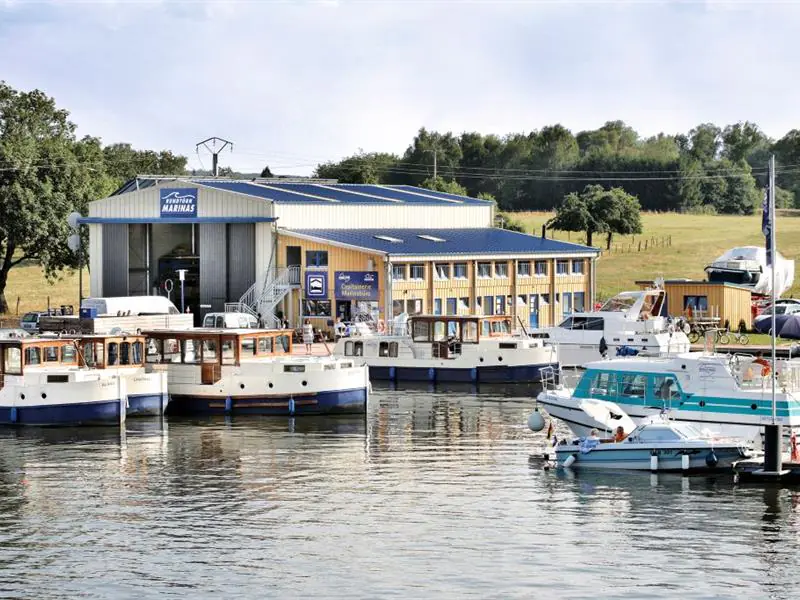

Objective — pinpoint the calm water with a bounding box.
[1,385,800,599]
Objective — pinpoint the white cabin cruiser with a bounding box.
[705,246,794,297]
[552,419,752,472]
[144,329,368,416]
[531,289,690,367]
[537,351,800,442]
[332,314,558,384]
[0,334,166,426]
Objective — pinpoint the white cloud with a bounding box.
[0,0,798,175]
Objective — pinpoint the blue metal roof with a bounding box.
[282,228,598,256]
[111,177,492,206]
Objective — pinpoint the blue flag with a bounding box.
[762,183,772,266]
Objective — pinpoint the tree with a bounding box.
[686,123,722,163]
[0,82,106,313]
[260,165,273,178]
[548,184,642,248]
[102,143,186,187]
[420,176,468,196]
[314,151,400,184]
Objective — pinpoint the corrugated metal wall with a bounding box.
[89,224,103,296]
[227,223,255,302]
[200,224,227,313]
[101,224,129,297]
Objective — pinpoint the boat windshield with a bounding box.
[599,292,641,313]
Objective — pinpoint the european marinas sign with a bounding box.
[160,188,198,218]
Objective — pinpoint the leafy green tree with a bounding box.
[722,122,771,164]
[547,186,605,247]
[102,142,186,187]
[603,188,643,249]
[420,176,468,196]
[0,83,108,313]
[686,123,722,163]
[260,165,273,178]
[314,151,399,184]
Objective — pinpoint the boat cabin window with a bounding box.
[222,338,237,365]
[619,374,647,398]
[45,346,59,362]
[653,375,680,403]
[463,321,478,343]
[163,338,180,363]
[276,335,290,354]
[3,346,22,375]
[25,346,41,366]
[258,337,273,354]
[634,427,681,443]
[132,341,143,365]
[600,293,640,313]
[590,372,615,396]
[108,342,119,366]
[181,339,201,364]
[202,339,218,363]
[412,320,430,342]
[344,341,364,357]
[558,316,604,331]
[379,342,399,358]
[61,344,77,364]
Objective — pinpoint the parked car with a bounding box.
[202,312,259,329]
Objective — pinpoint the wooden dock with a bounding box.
[734,457,800,484]
[690,344,799,358]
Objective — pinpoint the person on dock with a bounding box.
[302,319,314,354]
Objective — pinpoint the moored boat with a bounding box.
[143,328,368,416]
[552,419,752,472]
[332,314,558,384]
[530,288,690,367]
[0,337,124,426]
[537,351,800,441]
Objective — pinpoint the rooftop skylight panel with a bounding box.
[417,234,446,242]
[374,235,404,243]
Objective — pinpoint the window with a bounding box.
[684,295,708,313]
[132,341,143,365]
[494,262,508,278]
[534,260,548,276]
[482,296,494,316]
[120,342,131,365]
[162,339,180,363]
[517,261,531,277]
[276,335,291,353]
[412,320,430,341]
[495,295,506,315]
[303,299,332,317]
[417,234,446,242]
[434,298,442,315]
[541,294,550,305]
[25,346,41,366]
[477,262,492,278]
[44,346,59,362]
[463,321,478,343]
[556,260,569,275]
[652,375,680,404]
[221,338,237,365]
[572,260,585,275]
[306,250,328,268]
[3,346,21,375]
[446,297,457,315]
[406,299,423,315]
[379,342,399,358]
[202,339,218,363]
[517,295,527,306]
[410,264,425,280]
[574,291,586,313]
[458,297,470,312]
[454,263,468,279]
[434,263,450,280]
[181,339,201,364]
[374,234,403,243]
[591,371,616,396]
[619,374,647,398]
[392,264,406,281]
[61,345,77,364]
[392,300,405,317]
[258,337,273,354]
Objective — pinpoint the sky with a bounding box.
[1,0,798,175]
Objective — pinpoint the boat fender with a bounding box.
[706,451,718,468]
[289,397,296,415]
[563,454,576,468]
[650,453,658,472]
[527,410,545,432]
[681,453,690,472]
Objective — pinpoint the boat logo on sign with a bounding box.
[305,272,328,298]
[160,188,198,218]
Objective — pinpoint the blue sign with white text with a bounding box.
[335,271,379,301]
[305,271,328,299]
[160,188,198,218]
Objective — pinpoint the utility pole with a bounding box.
[196,137,233,177]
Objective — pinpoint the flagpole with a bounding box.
[770,154,777,426]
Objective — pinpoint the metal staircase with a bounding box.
[233,265,300,327]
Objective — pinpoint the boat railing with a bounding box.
[540,365,560,391]
[732,356,800,393]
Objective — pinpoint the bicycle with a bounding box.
[716,328,749,345]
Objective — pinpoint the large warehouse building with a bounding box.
[81,177,600,331]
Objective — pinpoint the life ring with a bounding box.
[377,319,386,334]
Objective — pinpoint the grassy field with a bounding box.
[2,211,798,324]
[512,210,800,301]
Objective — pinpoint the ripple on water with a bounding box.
[0,390,799,598]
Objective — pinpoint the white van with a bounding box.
[81,296,180,317]
[202,312,259,329]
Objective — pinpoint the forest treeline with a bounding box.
[315,122,800,214]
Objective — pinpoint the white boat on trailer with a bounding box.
[332,314,558,384]
[144,328,369,416]
[530,288,690,367]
